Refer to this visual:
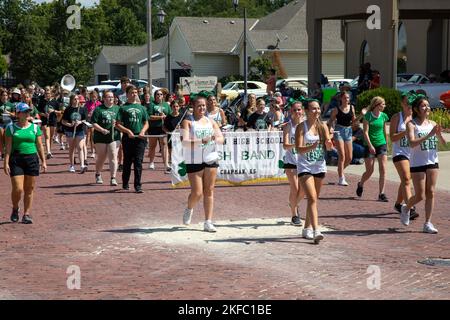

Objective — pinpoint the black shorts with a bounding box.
[365,144,388,158]
[9,153,40,177]
[298,172,326,179]
[42,116,57,127]
[148,126,165,136]
[283,163,297,169]
[56,122,64,134]
[186,162,219,173]
[410,163,439,173]
[393,155,409,163]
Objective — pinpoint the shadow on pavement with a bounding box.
[214,221,289,229]
[324,228,417,236]
[322,212,398,220]
[41,183,95,189]
[206,236,312,245]
[102,226,204,234]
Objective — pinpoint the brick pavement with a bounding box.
[0,147,449,300]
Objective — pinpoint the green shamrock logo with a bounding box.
[178,162,187,177]
[278,160,285,169]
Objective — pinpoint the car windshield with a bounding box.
[223,83,237,90]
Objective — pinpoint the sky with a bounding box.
[33,0,99,7]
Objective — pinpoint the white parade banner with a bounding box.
[170,130,289,187]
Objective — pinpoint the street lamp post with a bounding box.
[147,0,152,90]
[157,9,171,92]
[233,0,247,97]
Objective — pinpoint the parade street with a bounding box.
[0,150,449,300]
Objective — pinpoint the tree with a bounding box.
[0,47,7,77]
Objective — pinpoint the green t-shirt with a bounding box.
[118,103,148,134]
[91,104,121,144]
[364,111,389,147]
[0,101,14,124]
[5,123,42,155]
[147,102,170,128]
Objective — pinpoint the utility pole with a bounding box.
[147,0,152,89]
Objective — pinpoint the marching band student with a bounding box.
[295,99,333,244]
[400,95,447,233]
[390,92,418,219]
[147,89,171,172]
[115,85,149,193]
[1,88,15,159]
[61,94,88,174]
[4,102,47,224]
[181,96,224,232]
[91,90,121,186]
[206,94,227,128]
[283,100,305,226]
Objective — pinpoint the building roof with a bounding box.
[248,0,344,52]
[172,17,258,53]
[100,37,166,65]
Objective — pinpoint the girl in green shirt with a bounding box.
[356,96,390,202]
[4,103,46,224]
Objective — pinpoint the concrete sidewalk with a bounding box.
[328,151,450,191]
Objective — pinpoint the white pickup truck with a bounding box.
[398,83,450,108]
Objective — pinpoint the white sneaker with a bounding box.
[302,228,314,240]
[423,222,438,234]
[95,174,103,184]
[183,208,193,225]
[149,162,155,170]
[338,177,349,186]
[313,230,324,244]
[204,221,217,232]
[60,144,66,151]
[69,165,76,173]
[400,204,410,226]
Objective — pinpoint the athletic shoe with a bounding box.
[164,167,172,174]
[90,153,96,159]
[10,208,19,223]
[204,221,217,232]
[46,153,53,160]
[291,215,302,226]
[378,193,389,202]
[313,230,324,244]
[183,208,193,225]
[338,177,349,186]
[410,207,419,220]
[95,174,103,184]
[69,165,76,173]
[400,204,410,226]
[22,214,33,224]
[423,222,438,234]
[110,178,118,186]
[394,203,402,213]
[118,164,123,172]
[135,188,144,194]
[302,228,314,240]
[356,182,363,197]
[149,162,155,170]
[53,136,60,144]
[123,184,130,190]
[60,144,65,150]
[80,166,88,174]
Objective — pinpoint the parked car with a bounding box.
[221,81,267,100]
[86,84,117,94]
[397,73,430,85]
[326,78,354,89]
[276,78,308,92]
[399,83,450,108]
[101,79,150,89]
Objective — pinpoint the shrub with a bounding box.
[429,109,450,129]
[219,75,244,87]
[356,87,402,119]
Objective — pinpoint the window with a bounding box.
[398,23,407,73]
[360,40,370,66]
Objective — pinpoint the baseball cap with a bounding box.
[16,102,31,113]
[12,88,21,95]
